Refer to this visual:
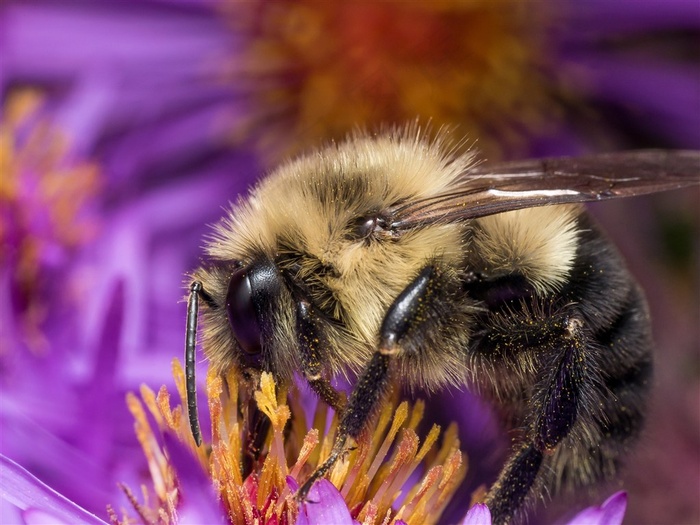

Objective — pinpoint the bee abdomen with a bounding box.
[542,220,654,492]
[595,284,653,445]
[552,284,653,491]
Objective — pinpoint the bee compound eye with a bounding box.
[349,213,388,241]
[226,267,263,355]
[353,215,377,239]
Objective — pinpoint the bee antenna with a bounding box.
[186,281,204,446]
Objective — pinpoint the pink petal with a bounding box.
[461,503,492,525]
[295,479,354,525]
[567,492,627,525]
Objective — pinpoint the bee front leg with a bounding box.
[296,299,347,412]
[484,315,588,525]
[297,265,441,500]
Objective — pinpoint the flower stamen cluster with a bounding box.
[113,359,466,524]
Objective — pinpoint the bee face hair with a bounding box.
[200,131,477,384]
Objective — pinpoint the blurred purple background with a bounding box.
[1,1,698,523]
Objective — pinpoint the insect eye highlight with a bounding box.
[226,267,263,356]
[347,214,389,241]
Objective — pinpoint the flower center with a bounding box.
[224,0,557,161]
[115,360,469,524]
[1,89,101,352]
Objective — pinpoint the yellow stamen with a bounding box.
[115,360,470,524]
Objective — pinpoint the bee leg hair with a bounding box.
[296,298,347,412]
[297,265,440,500]
[484,315,587,525]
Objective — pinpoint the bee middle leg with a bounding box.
[297,265,444,500]
[481,313,589,525]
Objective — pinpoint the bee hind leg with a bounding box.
[484,315,588,525]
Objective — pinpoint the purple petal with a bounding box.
[573,57,700,148]
[461,503,492,525]
[295,479,354,525]
[162,433,225,524]
[287,475,300,493]
[566,0,700,35]
[567,492,627,525]
[1,2,236,82]
[0,454,107,524]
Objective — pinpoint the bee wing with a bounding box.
[391,150,700,229]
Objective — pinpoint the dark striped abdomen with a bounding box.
[547,214,653,489]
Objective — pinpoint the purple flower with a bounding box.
[1,90,122,511]
[1,3,260,515]
[224,0,699,159]
[112,370,465,524]
[0,1,697,524]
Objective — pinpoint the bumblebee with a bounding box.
[185,128,699,524]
